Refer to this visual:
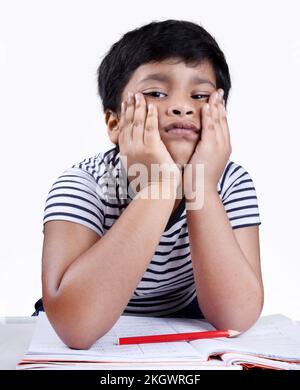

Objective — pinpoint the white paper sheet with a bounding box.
[18,312,300,370]
[190,314,300,361]
[23,313,214,363]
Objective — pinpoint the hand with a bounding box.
[185,89,232,194]
[118,91,182,196]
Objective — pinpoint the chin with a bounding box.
[165,141,197,168]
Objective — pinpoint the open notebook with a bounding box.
[18,313,300,370]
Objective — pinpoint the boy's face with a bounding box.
[106,58,217,167]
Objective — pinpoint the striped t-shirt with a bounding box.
[43,145,261,317]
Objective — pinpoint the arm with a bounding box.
[187,189,263,331]
[184,89,263,331]
[43,92,181,349]
[43,183,176,350]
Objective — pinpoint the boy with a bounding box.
[34,20,264,349]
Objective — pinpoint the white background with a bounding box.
[0,0,299,319]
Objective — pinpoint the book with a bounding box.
[17,313,300,370]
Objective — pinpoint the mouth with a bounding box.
[164,128,199,137]
[162,121,200,136]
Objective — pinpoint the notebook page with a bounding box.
[221,353,300,370]
[190,314,300,361]
[23,313,211,363]
[18,360,242,370]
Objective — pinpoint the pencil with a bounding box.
[118,329,240,345]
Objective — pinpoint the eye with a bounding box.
[143,92,211,101]
[192,94,210,100]
[143,91,166,99]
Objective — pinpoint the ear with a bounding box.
[105,109,120,145]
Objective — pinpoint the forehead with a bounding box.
[128,58,217,88]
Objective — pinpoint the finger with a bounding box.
[217,90,231,147]
[143,103,159,146]
[221,104,231,149]
[200,103,213,142]
[124,91,135,143]
[118,100,130,173]
[132,93,146,146]
[209,91,221,127]
[210,91,225,144]
[118,100,127,144]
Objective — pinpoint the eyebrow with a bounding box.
[138,73,216,88]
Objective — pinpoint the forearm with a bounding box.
[187,189,263,331]
[49,183,176,348]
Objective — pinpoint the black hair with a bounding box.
[97,19,231,114]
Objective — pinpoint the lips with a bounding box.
[163,121,199,133]
[165,128,199,136]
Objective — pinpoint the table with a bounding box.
[0,316,37,370]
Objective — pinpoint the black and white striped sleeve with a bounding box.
[43,167,105,236]
[219,161,262,229]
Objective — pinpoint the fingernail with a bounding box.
[219,89,224,99]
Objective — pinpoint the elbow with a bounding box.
[47,314,100,350]
[43,296,109,350]
[204,288,264,333]
[226,299,264,333]
[63,336,95,351]
[229,309,262,333]
[229,283,265,333]
[232,295,264,333]
[210,309,262,334]
[48,315,108,350]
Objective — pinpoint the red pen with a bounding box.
[118,329,240,345]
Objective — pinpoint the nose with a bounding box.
[167,104,196,117]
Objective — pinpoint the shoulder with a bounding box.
[217,160,262,229]
[69,146,120,182]
[218,160,255,199]
[44,145,121,209]
[43,146,120,236]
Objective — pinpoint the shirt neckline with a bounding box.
[165,196,186,231]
